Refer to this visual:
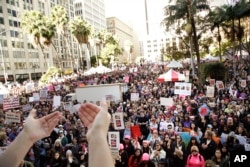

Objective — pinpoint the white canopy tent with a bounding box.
[166,60,183,68]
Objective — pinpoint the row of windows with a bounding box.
[12,41,24,48]
[9,20,20,27]
[0,62,11,70]
[7,8,18,17]
[6,0,19,6]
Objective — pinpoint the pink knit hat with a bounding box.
[142,153,150,161]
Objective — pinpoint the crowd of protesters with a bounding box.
[0,58,250,167]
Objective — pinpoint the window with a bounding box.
[0,62,10,70]
[14,62,27,69]
[0,6,2,13]
[0,17,4,24]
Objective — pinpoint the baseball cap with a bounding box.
[124,135,131,140]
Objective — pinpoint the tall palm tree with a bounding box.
[20,10,48,69]
[209,7,227,62]
[69,16,92,69]
[162,0,210,88]
[50,5,73,69]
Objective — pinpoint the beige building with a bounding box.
[106,17,140,64]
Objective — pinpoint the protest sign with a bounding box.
[22,104,33,112]
[130,93,139,101]
[206,86,215,97]
[216,81,224,90]
[160,97,174,106]
[53,96,61,107]
[33,93,40,101]
[241,80,246,88]
[39,90,48,99]
[112,112,124,130]
[130,125,142,138]
[108,132,120,150]
[3,96,20,111]
[5,112,21,123]
[174,82,192,96]
[209,79,215,86]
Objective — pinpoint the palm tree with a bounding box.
[162,0,210,88]
[20,10,48,69]
[50,5,73,70]
[69,16,93,69]
[209,7,227,62]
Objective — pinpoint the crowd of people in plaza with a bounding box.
[0,58,250,167]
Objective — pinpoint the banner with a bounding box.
[112,112,124,130]
[5,112,21,123]
[160,97,174,106]
[3,96,20,111]
[130,93,139,101]
[174,82,192,96]
[206,86,214,97]
[108,132,120,150]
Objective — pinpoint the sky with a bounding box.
[104,0,228,38]
[104,0,168,37]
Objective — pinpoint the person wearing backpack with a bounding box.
[186,146,205,167]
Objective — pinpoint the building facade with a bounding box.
[0,0,107,83]
[106,17,139,64]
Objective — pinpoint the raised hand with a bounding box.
[23,109,62,143]
[78,100,111,141]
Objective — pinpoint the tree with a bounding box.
[50,5,74,69]
[20,10,49,69]
[69,16,93,69]
[162,0,210,89]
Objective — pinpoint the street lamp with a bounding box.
[0,30,8,84]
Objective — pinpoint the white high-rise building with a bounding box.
[0,0,106,82]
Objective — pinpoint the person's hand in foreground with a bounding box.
[78,100,111,141]
[78,100,114,167]
[23,109,63,142]
[0,109,62,167]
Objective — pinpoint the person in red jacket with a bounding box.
[186,146,205,167]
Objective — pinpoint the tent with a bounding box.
[157,69,185,82]
[166,60,183,68]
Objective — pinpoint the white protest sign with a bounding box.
[33,93,40,101]
[39,90,48,99]
[160,97,174,106]
[216,81,224,90]
[241,80,246,88]
[54,85,61,91]
[0,146,8,155]
[29,97,34,102]
[206,86,214,97]
[108,132,120,150]
[5,112,21,123]
[174,82,192,96]
[244,143,250,151]
[53,96,61,107]
[63,102,72,111]
[112,112,125,130]
[130,93,139,101]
